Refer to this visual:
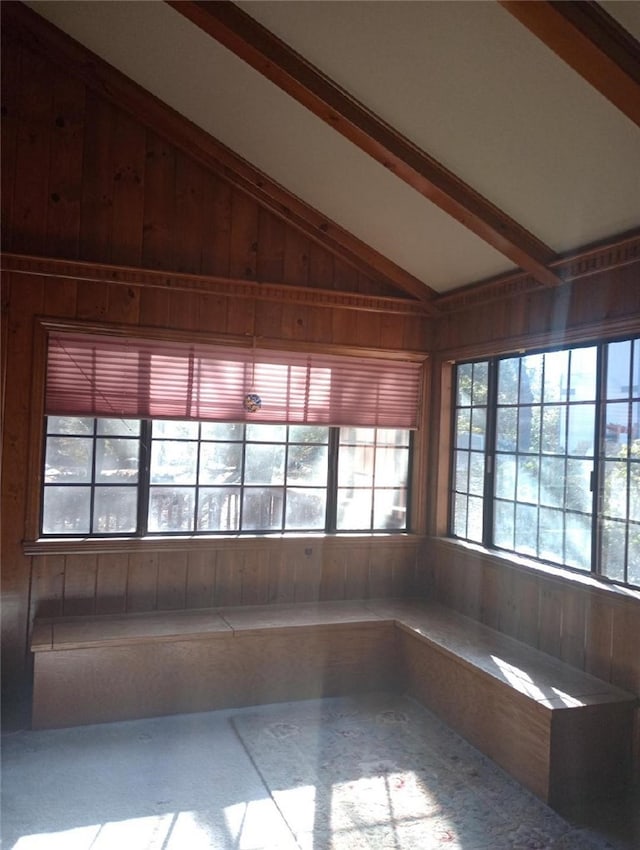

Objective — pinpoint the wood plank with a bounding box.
[106,281,140,325]
[229,189,259,281]
[200,174,232,278]
[585,594,614,682]
[344,546,371,599]
[283,227,310,287]
[240,548,270,606]
[142,130,176,270]
[293,544,322,603]
[138,285,170,328]
[560,587,586,669]
[126,551,159,612]
[319,548,346,601]
[11,47,53,256]
[267,548,296,604]
[43,274,77,318]
[156,550,188,610]
[75,280,109,321]
[214,548,244,607]
[195,291,229,335]
[30,555,65,620]
[611,602,640,693]
[174,151,207,274]
[1,32,22,252]
[256,208,285,281]
[45,66,85,259]
[110,109,146,267]
[95,553,129,615]
[369,544,395,599]
[62,554,97,617]
[538,584,564,658]
[186,549,217,609]
[79,93,115,261]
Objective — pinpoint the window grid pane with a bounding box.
[337,428,410,532]
[42,417,141,536]
[450,361,487,543]
[453,337,639,589]
[493,347,596,571]
[599,337,640,585]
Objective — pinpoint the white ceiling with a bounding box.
[26,0,640,295]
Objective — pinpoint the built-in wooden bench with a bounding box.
[31,599,637,808]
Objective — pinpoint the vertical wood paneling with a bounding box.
[479,564,501,631]
[513,572,540,647]
[142,131,176,269]
[110,110,146,267]
[538,585,563,657]
[43,275,77,318]
[241,549,270,606]
[611,604,640,693]
[369,545,395,598]
[174,152,207,275]
[138,285,170,328]
[283,227,309,288]
[63,554,97,616]
[126,552,159,612]
[46,67,85,259]
[268,549,296,604]
[195,291,229,335]
[186,550,216,609]
[95,553,128,614]
[256,209,285,281]
[560,588,586,669]
[229,189,258,280]
[294,545,322,603]
[106,283,140,325]
[30,555,65,620]
[200,175,232,277]
[585,594,614,681]
[11,48,53,256]
[345,545,371,599]
[1,33,22,252]
[75,280,109,321]
[156,551,187,610]
[2,277,44,687]
[79,93,115,260]
[214,548,244,607]
[319,548,346,601]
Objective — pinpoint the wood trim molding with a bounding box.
[1,253,431,318]
[435,314,640,363]
[169,0,561,289]
[500,1,640,129]
[2,1,434,307]
[23,533,426,557]
[434,229,640,313]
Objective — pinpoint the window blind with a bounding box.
[45,332,423,428]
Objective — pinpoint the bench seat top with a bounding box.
[32,598,637,711]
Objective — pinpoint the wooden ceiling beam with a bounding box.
[500,1,640,128]
[3,2,434,307]
[168,0,562,288]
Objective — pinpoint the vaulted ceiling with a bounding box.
[23,1,640,302]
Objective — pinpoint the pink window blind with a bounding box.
[45,332,422,428]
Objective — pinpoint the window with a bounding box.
[451,337,640,588]
[42,419,411,536]
[41,330,421,537]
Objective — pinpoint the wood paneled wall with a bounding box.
[0,16,429,726]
